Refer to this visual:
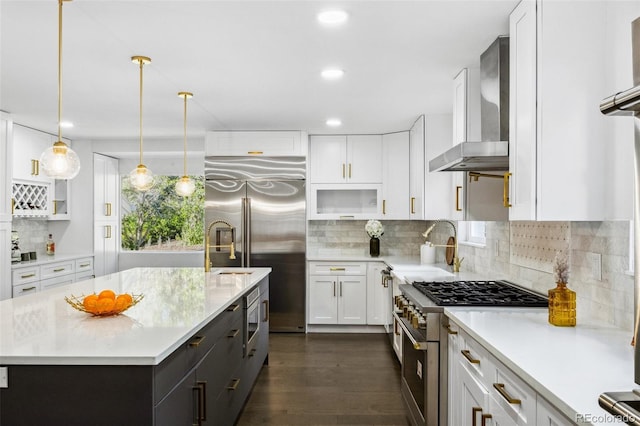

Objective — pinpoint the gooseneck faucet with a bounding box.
[205,220,236,272]
[422,219,463,273]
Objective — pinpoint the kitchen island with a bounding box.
[0,267,271,426]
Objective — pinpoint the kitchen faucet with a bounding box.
[205,220,236,272]
[422,219,463,272]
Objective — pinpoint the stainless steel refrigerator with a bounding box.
[204,156,306,332]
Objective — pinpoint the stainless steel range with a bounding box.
[396,280,548,426]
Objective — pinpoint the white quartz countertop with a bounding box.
[0,267,271,366]
[446,308,635,425]
[11,252,94,269]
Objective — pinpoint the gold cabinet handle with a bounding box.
[446,325,458,335]
[503,172,512,207]
[248,348,257,357]
[105,202,112,217]
[11,198,14,214]
[226,378,240,391]
[189,335,206,347]
[333,281,336,297]
[472,407,482,426]
[227,303,240,312]
[193,381,207,425]
[53,200,57,215]
[461,349,480,364]
[455,186,463,211]
[263,299,269,322]
[247,151,263,155]
[227,329,240,338]
[493,383,521,405]
[329,267,346,271]
[339,281,342,297]
[348,163,352,178]
[481,414,492,426]
[79,263,90,268]
[105,225,112,239]
[21,273,36,279]
[31,159,39,176]
[22,286,37,292]
[53,268,65,272]
[410,197,416,214]
[394,320,400,336]
[382,199,386,215]
[342,163,346,178]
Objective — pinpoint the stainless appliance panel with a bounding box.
[204,180,244,268]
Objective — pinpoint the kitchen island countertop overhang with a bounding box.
[0,267,271,366]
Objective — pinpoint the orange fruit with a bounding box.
[98,289,116,300]
[83,294,98,313]
[114,294,133,311]
[96,297,115,314]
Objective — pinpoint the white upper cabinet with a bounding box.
[93,154,119,222]
[205,131,307,157]
[309,135,382,184]
[0,112,13,222]
[409,116,425,220]
[12,124,54,184]
[424,114,454,220]
[509,0,635,220]
[382,131,410,220]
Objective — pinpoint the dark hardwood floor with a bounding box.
[237,333,410,425]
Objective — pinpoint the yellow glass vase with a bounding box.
[548,282,576,327]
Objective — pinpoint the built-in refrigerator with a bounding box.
[204,156,306,332]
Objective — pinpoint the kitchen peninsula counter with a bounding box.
[0,267,271,365]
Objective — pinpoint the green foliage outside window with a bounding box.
[121,176,204,251]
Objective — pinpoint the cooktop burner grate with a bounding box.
[411,280,548,307]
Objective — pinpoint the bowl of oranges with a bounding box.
[65,289,144,317]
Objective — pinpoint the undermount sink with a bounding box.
[209,268,254,275]
[599,391,640,425]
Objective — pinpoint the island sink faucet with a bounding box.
[422,219,463,272]
[205,220,236,272]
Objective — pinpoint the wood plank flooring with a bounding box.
[237,333,410,425]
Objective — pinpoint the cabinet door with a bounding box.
[205,131,306,156]
[346,135,382,183]
[536,396,572,426]
[0,222,11,300]
[94,222,118,277]
[308,275,338,324]
[93,154,119,221]
[155,369,197,426]
[49,178,70,220]
[382,132,410,219]
[409,116,425,220]
[0,113,12,222]
[309,135,347,183]
[337,276,367,324]
[508,0,537,220]
[451,70,468,221]
[366,262,389,325]
[458,362,490,426]
[424,114,454,220]
[447,322,461,426]
[12,125,53,183]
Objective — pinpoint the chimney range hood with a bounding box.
[429,36,509,172]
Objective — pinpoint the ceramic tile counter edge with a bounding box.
[11,253,94,269]
[0,267,271,366]
[445,307,635,425]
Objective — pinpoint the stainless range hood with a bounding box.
[429,36,509,172]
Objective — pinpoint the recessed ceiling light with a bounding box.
[326,118,342,127]
[317,10,348,25]
[59,121,74,128]
[321,68,345,80]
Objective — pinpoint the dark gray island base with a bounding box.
[0,276,269,426]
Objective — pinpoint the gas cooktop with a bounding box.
[411,280,548,307]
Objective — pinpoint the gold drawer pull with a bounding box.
[329,267,346,271]
[263,300,269,322]
[461,349,480,364]
[410,197,416,214]
[248,348,257,358]
[79,263,90,268]
[21,273,36,279]
[247,151,263,155]
[446,325,458,335]
[105,202,112,216]
[22,286,37,292]
[227,329,239,338]
[455,186,462,211]
[503,172,512,208]
[189,335,206,347]
[472,407,482,426]
[493,383,521,405]
[53,268,65,272]
[481,414,492,426]
[227,304,240,312]
[226,378,240,391]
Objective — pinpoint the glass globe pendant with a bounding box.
[40,0,80,180]
[175,91,195,197]
[129,56,154,191]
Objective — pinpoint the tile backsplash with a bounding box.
[309,219,634,332]
[12,219,50,257]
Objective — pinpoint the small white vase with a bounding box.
[420,244,436,264]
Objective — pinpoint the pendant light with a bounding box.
[39,0,80,179]
[129,56,154,191]
[175,91,195,197]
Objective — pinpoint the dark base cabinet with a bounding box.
[0,277,270,426]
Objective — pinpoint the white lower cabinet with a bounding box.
[11,255,94,297]
[449,326,545,426]
[366,262,389,325]
[0,222,11,301]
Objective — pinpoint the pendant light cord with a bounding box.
[183,94,187,176]
[139,58,144,166]
[57,0,64,142]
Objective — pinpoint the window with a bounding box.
[458,221,486,246]
[121,175,204,251]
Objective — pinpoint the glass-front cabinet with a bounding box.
[308,184,382,220]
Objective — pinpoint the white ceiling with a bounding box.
[0,0,517,142]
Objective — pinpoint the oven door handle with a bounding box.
[393,311,428,350]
